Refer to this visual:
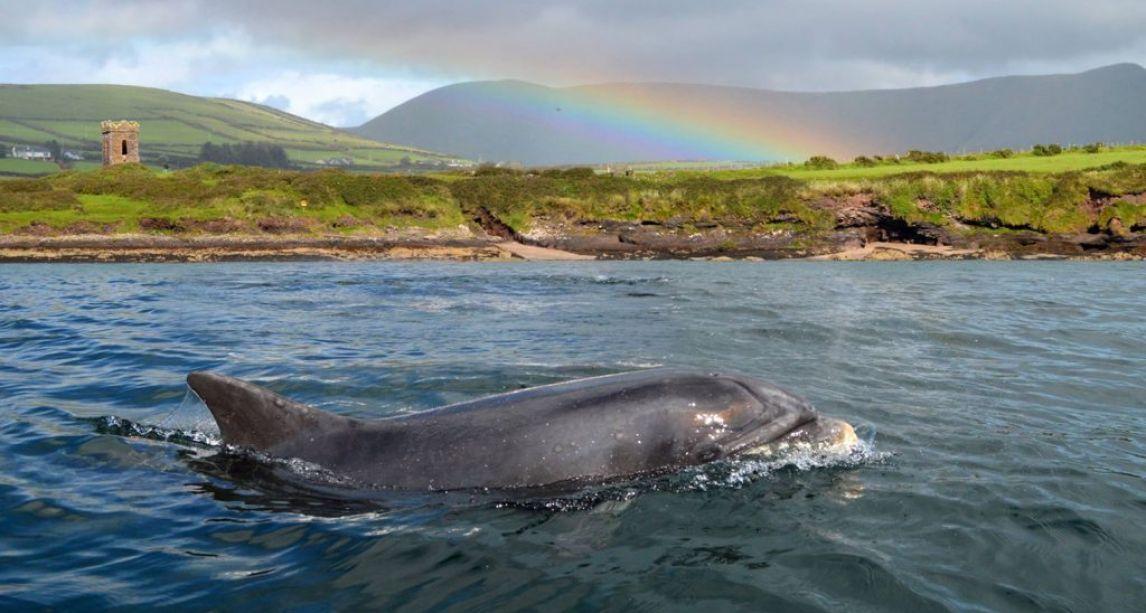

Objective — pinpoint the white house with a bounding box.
[11,146,52,161]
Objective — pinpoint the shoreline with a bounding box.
[1,234,1142,262]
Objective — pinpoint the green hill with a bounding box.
[0,84,462,174]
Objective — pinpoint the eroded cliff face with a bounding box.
[500,191,1146,260]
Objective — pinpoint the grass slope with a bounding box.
[0,84,457,175]
[2,162,1145,240]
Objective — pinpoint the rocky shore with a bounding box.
[2,225,1143,263]
[0,235,510,263]
[511,220,1146,261]
[498,196,1146,261]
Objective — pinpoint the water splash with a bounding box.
[92,414,221,448]
[699,439,889,490]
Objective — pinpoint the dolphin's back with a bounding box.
[187,368,815,490]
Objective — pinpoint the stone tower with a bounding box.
[101,120,140,166]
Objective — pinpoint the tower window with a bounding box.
[122,140,128,155]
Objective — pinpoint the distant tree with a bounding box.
[804,156,838,170]
[199,142,219,163]
[853,156,877,167]
[0,144,7,159]
[45,140,62,161]
[991,148,1015,159]
[399,156,412,168]
[1032,144,1063,157]
[1083,142,1104,154]
[198,141,291,168]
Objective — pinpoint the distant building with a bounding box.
[316,157,354,167]
[11,145,52,161]
[63,150,85,161]
[101,120,140,166]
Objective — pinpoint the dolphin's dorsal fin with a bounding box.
[187,372,350,451]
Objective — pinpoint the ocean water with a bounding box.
[1,261,1144,611]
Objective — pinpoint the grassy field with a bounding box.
[0,84,461,175]
[622,146,1146,181]
[774,147,1146,180]
[0,158,60,176]
[0,164,469,235]
[2,162,1145,240]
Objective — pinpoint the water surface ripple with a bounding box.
[1,262,1144,610]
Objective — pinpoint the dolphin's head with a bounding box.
[667,371,858,463]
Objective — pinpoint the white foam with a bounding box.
[688,439,888,491]
[98,415,222,447]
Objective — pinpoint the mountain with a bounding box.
[0,84,455,170]
[353,64,1146,166]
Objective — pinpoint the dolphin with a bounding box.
[186,368,858,491]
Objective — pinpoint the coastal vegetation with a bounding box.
[2,161,1145,245]
[0,164,465,234]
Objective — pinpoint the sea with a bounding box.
[2,261,1143,611]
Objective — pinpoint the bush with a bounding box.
[804,156,838,170]
[566,167,597,179]
[990,149,1015,159]
[1083,142,1104,154]
[474,164,522,177]
[853,156,877,167]
[1032,144,1063,157]
[904,150,950,164]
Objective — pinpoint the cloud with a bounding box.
[2,0,1146,123]
[204,0,1146,89]
[233,72,447,126]
[0,30,254,89]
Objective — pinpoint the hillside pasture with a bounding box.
[0,84,456,171]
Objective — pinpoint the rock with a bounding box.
[1070,233,1109,250]
[1014,233,1047,246]
[914,223,953,246]
[835,205,884,228]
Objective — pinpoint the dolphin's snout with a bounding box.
[742,416,860,457]
[823,418,859,449]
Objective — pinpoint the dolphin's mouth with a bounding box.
[734,417,859,458]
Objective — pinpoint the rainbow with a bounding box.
[454,80,855,163]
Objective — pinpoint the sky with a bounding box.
[2,0,1145,127]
